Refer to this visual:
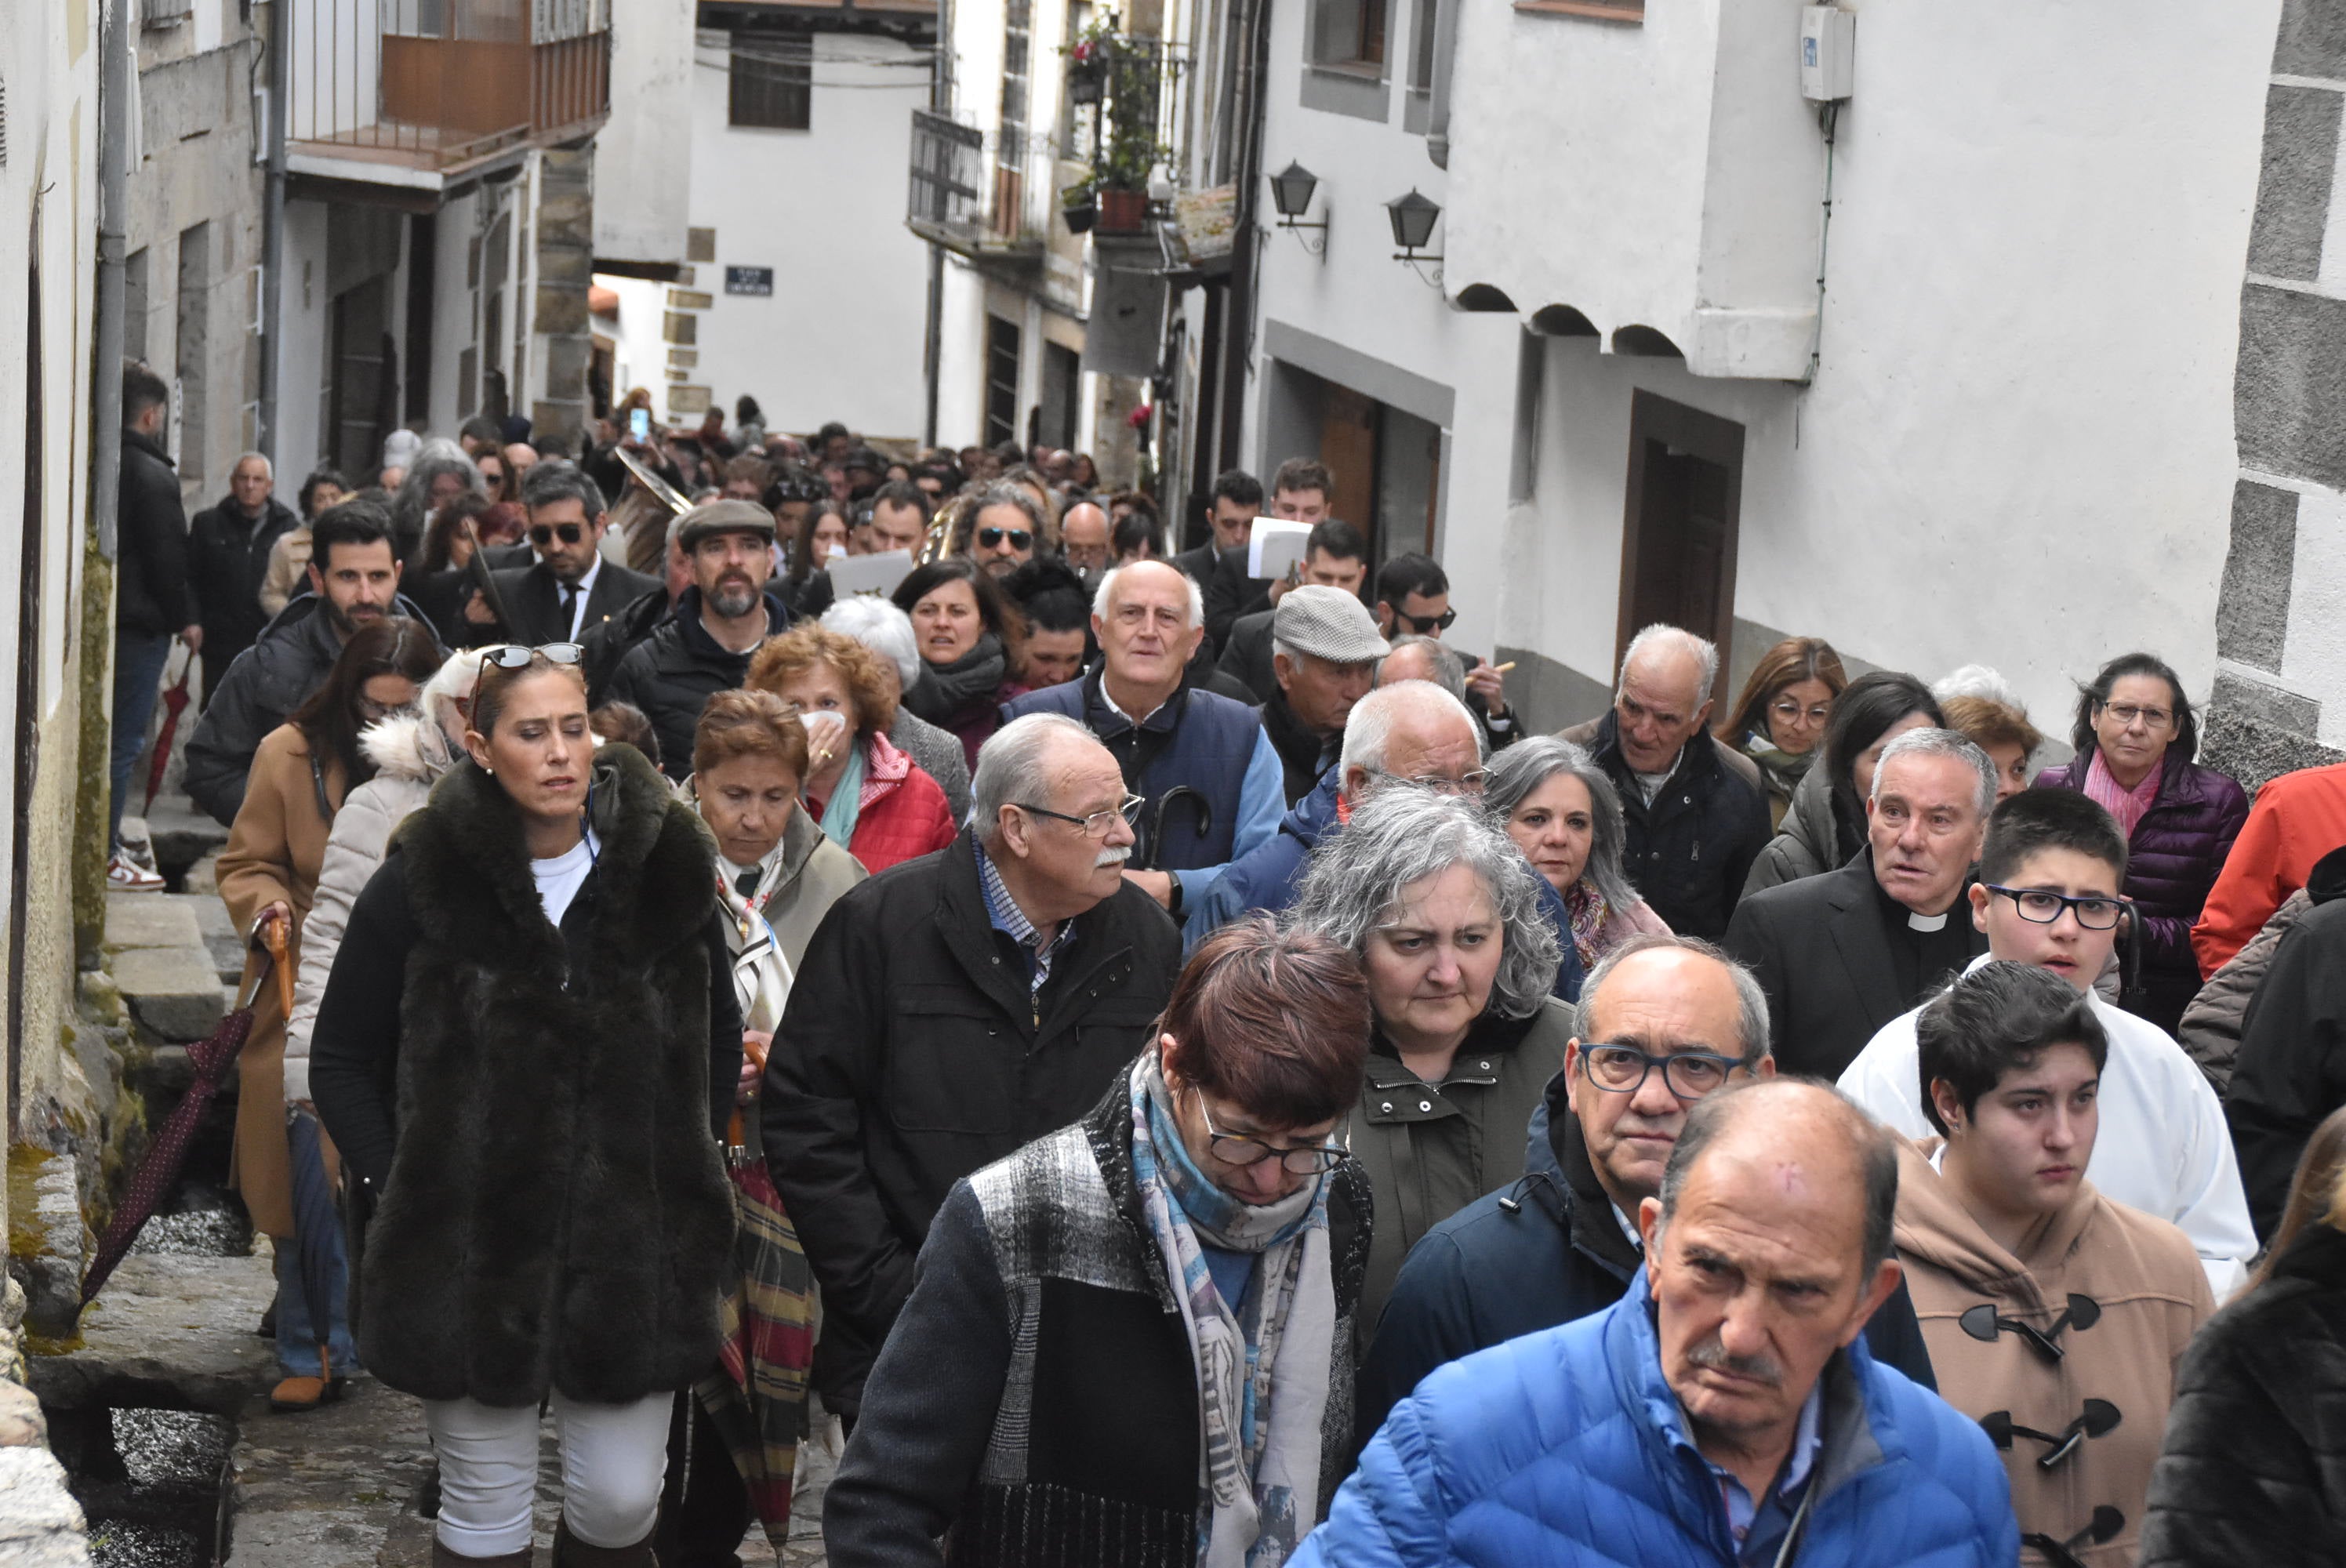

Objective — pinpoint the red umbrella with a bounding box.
[142,645,194,811]
[82,952,274,1306]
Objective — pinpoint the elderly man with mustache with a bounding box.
[1300,1079,2017,1568]
[764,713,1185,1428]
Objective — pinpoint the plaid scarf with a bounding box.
[1128,1054,1336,1567]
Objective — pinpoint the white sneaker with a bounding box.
[107,853,165,892]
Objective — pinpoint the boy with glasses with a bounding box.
[1891,960,2213,1568]
[1840,789,2256,1294]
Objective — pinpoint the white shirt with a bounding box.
[557,555,603,641]
[531,828,598,929]
[1838,953,2256,1298]
[1631,764,1676,805]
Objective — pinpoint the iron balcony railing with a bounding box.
[288,0,610,173]
[906,109,1048,257]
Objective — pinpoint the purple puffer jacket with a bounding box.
[2034,747,2250,1034]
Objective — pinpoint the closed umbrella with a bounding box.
[141,645,194,811]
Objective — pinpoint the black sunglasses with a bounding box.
[529,523,586,546]
[1397,606,1458,634]
[977,526,1033,550]
[477,642,585,683]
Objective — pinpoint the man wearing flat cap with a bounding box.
[605,499,791,779]
[1263,583,1388,804]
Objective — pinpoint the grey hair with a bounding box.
[823,596,922,690]
[1657,1079,1900,1279]
[1484,736,1640,913]
[1338,680,1487,779]
[1377,635,1467,703]
[519,457,608,518]
[1289,786,1562,1019]
[1870,726,1996,820]
[972,712,1097,843]
[1617,623,1720,705]
[1091,561,1204,630]
[1932,664,2018,706]
[394,439,483,539]
[232,451,273,477]
[1577,931,1770,1062]
[964,481,1048,547]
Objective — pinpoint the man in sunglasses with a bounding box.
[1840,788,2255,1294]
[961,485,1044,579]
[1358,935,1936,1441]
[489,460,657,648]
[1372,553,1521,750]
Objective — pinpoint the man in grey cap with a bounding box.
[1264,583,1387,805]
[605,499,790,779]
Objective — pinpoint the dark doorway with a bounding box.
[1038,341,1080,452]
[403,212,436,426]
[982,314,1022,448]
[1616,390,1743,709]
[10,258,44,1115]
[327,275,391,477]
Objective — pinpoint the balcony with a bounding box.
[906,109,1047,268]
[287,0,611,193]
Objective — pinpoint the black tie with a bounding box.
[735,868,761,898]
[560,583,582,634]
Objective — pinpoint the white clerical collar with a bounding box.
[1908,909,1949,932]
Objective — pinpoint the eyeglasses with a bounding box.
[1363,767,1490,797]
[477,641,584,684]
[1396,606,1458,634]
[1769,698,1832,726]
[977,527,1033,550]
[1981,884,2128,931]
[529,523,586,546]
[1580,1044,1753,1100]
[2097,701,2174,731]
[1196,1094,1351,1175]
[1014,793,1145,837]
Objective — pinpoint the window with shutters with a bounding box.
[728,34,812,130]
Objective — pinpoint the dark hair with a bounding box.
[1272,456,1335,501]
[1306,517,1368,564]
[1375,552,1448,608]
[1979,788,2128,887]
[520,457,608,518]
[1717,636,1848,746]
[421,492,493,573]
[471,648,590,739]
[297,469,353,521]
[1821,671,1944,858]
[310,497,402,570]
[786,499,848,590]
[1003,557,1091,635]
[1211,469,1265,508]
[1160,918,1371,1129]
[763,466,830,509]
[870,479,929,521]
[1915,960,2108,1135]
[1660,1079,1900,1278]
[2249,1105,2346,1295]
[1111,509,1163,561]
[123,360,171,424]
[287,616,442,787]
[591,701,663,770]
[459,416,504,448]
[1108,489,1161,527]
[735,395,764,424]
[724,454,776,493]
[892,557,1027,651]
[2072,652,2197,764]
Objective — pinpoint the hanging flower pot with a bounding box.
[1097,188,1149,234]
[1062,198,1097,234]
[1069,68,1105,106]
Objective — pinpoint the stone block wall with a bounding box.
[533,145,597,452]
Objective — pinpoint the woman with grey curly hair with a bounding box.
[389,437,485,568]
[1289,784,1571,1323]
[1487,735,1671,973]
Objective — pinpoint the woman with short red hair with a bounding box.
[823,919,1375,1568]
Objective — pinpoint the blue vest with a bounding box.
[1004,673,1261,874]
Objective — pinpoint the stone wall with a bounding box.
[2217,0,2346,789]
[533,145,597,450]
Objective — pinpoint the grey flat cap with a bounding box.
[676,499,777,550]
[1273,585,1388,664]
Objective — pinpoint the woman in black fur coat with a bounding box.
[313,644,742,1568]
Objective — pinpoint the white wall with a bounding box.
[275,199,333,474]
[595,0,696,269]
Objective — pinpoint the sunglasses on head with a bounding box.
[477,642,585,682]
[977,526,1033,550]
[529,523,585,546]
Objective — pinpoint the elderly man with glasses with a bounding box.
[1356,933,1939,1442]
[763,712,1183,1429]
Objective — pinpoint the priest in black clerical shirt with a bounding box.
[1723,728,1995,1079]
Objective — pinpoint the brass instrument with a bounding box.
[915,493,966,564]
[615,443,692,517]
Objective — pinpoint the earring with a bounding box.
[483,765,494,775]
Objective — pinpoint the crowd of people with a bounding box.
[100,361,2346,1566]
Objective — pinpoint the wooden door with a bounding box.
[1615,390,1744,709]
[328,276,391,479]
[1318,383,1378,532]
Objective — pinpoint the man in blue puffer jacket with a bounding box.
[1295,1079,2014,1568]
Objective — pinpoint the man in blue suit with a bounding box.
[1296,1079,2015,1568]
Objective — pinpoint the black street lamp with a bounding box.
[1384,188,1443,285]
[1268,161,1328,258]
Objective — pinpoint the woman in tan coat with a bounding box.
[1894,960,2213,1567]
[216,615,440,1410]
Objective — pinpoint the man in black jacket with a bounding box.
[109,362,204,887]
[1559,624,1770,939]
[1258,585,1384,805]
[763,712,1182,1423]
[182,500,441,825]
[490,459,658,647]
[2226,887,2346,1236]
[1357,935,1935,1443]
[603,499,786,779]
[1723,728,1993,1079]
[187,452,300,708]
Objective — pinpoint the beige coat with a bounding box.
[258,526,313,618]
[215,723,346,1238]
[1893,1138,2213,1566]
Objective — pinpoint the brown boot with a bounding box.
[430,1541,532,1566]
[269,1345,349,1414]
[550,1515,654,1567]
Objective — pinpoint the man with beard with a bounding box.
[183,500,441,825]
[961,484,1045,580]
[605,499,791,779]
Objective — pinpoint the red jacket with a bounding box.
[2194,760,2346,978]
[812,730,958,876]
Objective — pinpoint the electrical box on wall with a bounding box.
[1799,7,1855,103]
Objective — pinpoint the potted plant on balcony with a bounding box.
[1064,19,1113,107]
[1062,176,1098,234]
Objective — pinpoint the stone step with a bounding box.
[30,1254,274,1421]
[111,948,227,1044]
[101,892,202,953]
[136,794,231,879]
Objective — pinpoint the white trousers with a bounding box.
[423,1391,674,1557]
